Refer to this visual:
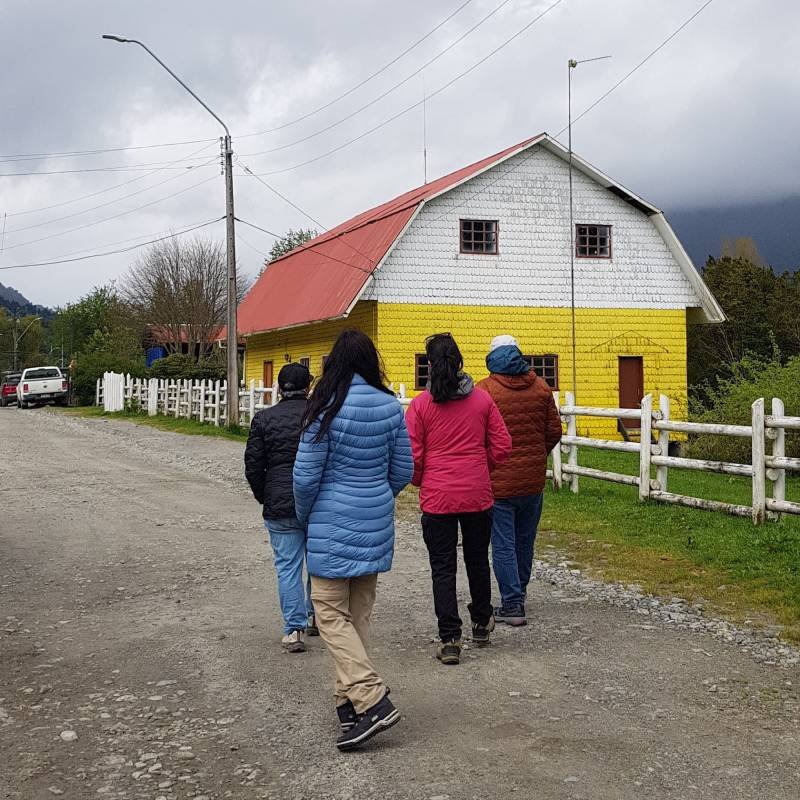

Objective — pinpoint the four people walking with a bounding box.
[245,328,560,749]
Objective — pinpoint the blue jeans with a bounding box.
[265,518,314,635]
[491,494,544,608]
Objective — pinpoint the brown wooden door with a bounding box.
[618,356,644,430]
[262,360,274,387]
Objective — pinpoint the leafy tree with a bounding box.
[266,228,318,268]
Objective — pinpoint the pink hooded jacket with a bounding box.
[406,377,512,515]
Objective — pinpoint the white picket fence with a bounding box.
[97,373,281,427]
[552,391,799,525]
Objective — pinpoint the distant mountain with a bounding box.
[667,196,800,273]
[0,282,53,318]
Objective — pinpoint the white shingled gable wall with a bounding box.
[366,144,703,311]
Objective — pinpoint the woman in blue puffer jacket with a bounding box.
[294,329,412,752]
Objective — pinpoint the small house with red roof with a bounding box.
[237,133,722,435]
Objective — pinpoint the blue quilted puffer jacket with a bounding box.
[293,375,413,579]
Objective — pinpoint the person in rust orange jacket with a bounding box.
[477,335,562,626]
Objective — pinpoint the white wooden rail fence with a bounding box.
[97,373,795,525]
[552,391,799,525]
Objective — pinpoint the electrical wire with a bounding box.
[236,217,372,274]
[0,137,218,164]
[245,0,566,177]
[2,173,218,252]
[0,159,215,177]
[239,0,513,156]
[4,145,219,234]
[240,0,477,138]
[0,217,224,271]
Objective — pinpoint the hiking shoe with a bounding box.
[494,604,527,627]
[336,699,357,732]
[281,630,305,653]
[336,695,400,751]
[306,613,320,636]
[436,640,462,665]
[471,615,495,646]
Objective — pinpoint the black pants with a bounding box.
[421,510,493,643]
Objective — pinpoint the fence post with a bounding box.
[197,379,205,423]
[751,397,766,525]
[221,380,227,426]
[551,390,562,490]
[248,379,256,425]
[214,379,221,426]
[95,378,101,406]
[565,391,578,494]
[656,394,670,492]
[272,380,280,406]
[770,397,785,519]
[639,394,653,501]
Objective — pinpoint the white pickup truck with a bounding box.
[16,366,69,408]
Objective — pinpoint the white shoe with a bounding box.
[281,630,305,653]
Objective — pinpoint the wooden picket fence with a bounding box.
[97,373,280,427]
[553,391,799,525]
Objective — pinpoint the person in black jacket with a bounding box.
[244,362,316,653]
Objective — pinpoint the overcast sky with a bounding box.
[1,0,797,307]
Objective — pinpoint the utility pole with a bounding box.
[103,34,239,425]
[11,316,42,372]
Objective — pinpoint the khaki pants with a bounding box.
[310,574,385,714]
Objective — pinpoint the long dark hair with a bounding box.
[302,329,393,441]
[426,333,463,404]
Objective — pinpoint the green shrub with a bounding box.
[147,353,226,382]
[72,351,147,405]
[686,354,800,462]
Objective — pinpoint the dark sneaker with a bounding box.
[336,695,400,751]
[306,614,320,637]
[436,640,462,665]
[494,604,527,627]
[336,699,357,732]
[471,615,496,646]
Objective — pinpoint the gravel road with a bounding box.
[1,408,799,800]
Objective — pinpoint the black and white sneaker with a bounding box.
[306,613,320,636]
[336,699,357,732]
[471,615,495,646]
[336,695,400,751]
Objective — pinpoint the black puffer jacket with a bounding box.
[244,395,307,520]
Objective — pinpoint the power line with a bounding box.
[4,145,219,234]
[430,0,717,223]
[0,159,215,177]
[239,0,513,157]
[0,217,224,271]
[245,0,566,177]
[2,173,218,252]
[239,0,476,138]
[236,217,372,274]
[0,137,217,163]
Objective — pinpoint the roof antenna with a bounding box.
[422,75,428,185]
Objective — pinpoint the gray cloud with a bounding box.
[1,0,798,306]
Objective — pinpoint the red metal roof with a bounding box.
[237,135,543,335]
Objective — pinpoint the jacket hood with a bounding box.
[426,372,474,401]
[486,345,531,376]
[489,371,539,391]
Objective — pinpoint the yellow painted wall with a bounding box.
[244,301,688,439]
[376,303,688,438]
[244,301,377,384]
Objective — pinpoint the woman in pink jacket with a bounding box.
[406,333,512,665]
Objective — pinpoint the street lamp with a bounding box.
[102,34,240,425]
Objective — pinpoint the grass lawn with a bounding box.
[541,449,800,641]
[58,406,800,642]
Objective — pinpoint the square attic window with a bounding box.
[460,219,498,254]
[576,224,611,258]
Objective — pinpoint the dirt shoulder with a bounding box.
[1,408,798,800]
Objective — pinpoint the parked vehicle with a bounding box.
[16,367,69,408]
[0,372,21,407]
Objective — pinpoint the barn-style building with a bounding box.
[237,133,723,436]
